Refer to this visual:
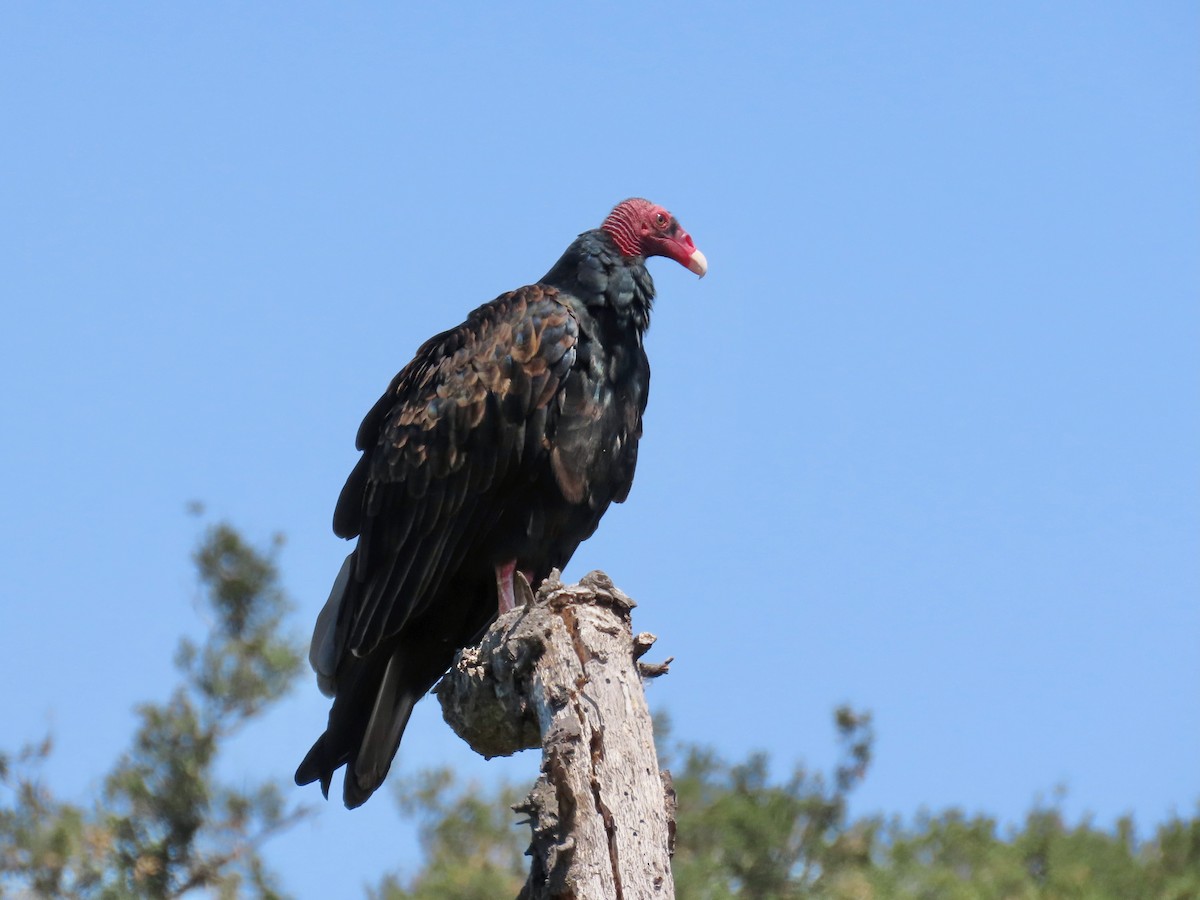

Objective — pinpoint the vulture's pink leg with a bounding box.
[496,560,517,614]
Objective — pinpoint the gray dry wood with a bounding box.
[436,570,675,899]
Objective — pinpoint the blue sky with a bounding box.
[2,1,1197,894]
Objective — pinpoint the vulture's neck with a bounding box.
[541,230,655,332]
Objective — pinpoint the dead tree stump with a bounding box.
[436,569,676,899]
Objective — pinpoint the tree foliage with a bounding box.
[376,708,1200,899]
[3,527,1197,898]
[664,707,873,900]
[0,523,306,898]
[369,769,528,900]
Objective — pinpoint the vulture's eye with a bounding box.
[654,213,667,228]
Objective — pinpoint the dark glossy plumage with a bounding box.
[296,201,702,807]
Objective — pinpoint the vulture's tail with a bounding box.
[294,644,425,808]
[295,551,457,808]
[296,554,489,808]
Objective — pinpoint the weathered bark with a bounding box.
[436,570,675,899]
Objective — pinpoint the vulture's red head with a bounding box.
[601,198,707,277]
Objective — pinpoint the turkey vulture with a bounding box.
[295,198,706,808]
